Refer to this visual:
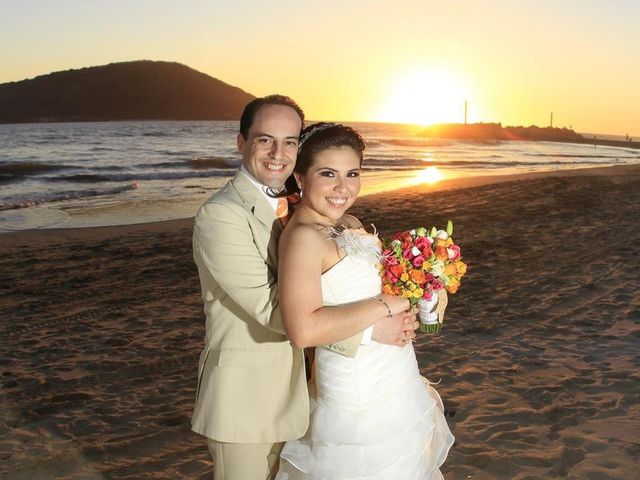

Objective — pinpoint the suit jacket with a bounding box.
[191,171,362,443]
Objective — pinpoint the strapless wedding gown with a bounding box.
[276,230,455,480]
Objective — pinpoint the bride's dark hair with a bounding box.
[273,123,365,204]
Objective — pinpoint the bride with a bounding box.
[275,123,454,479]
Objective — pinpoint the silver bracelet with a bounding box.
[374,296,393,319]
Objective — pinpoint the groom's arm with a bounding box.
[323,311,418,357]
[323,332,364,358]
[194,201,285,334]
[323,324,374,358]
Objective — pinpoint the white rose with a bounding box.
[409,229,416,236]
[436,230,449,240]
[430,260,445,277]
[411,246,421,256]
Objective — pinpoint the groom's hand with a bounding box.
[372,307,418,346]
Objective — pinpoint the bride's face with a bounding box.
[296,146,361,222]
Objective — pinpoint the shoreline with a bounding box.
[2,163,638,237]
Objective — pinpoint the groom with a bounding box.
[192,94,417,480]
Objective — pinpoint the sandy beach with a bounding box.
[1,165,639,479]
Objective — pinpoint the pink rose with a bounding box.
[432,279,444,291]
[385,271,398,283]
[422,290,434,301]
[414,236,429,249]
[447,244,461,261]
[383,254,398,266]
[403,248,414,259]
[412,256,425,268]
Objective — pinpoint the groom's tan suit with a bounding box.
[192,171,362,477]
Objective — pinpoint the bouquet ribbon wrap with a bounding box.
[417,289,449,333]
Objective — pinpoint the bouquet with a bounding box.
[380,221,467,333]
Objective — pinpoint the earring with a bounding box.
[298,184,304,198]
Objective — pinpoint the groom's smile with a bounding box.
[237,104,302,189]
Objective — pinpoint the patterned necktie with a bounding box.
[276,197,289,226]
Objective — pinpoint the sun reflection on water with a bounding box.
[414,166,444,184]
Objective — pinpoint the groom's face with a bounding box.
[237,104,302,189]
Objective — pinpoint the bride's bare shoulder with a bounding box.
[280,221,331,249]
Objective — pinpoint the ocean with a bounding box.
[1,121,638,231]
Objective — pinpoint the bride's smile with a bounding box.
[295,145,361,223]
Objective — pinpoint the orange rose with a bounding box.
[435,245,448,260]
[409,270,427,284]
[382,284,394,295]
[444,263,458,276]
[389,264,404,278]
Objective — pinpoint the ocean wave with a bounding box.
[135,161,188,169]
[186,156,240,169]
[0,184,139,211]
[0,161,72,181]
[46,174,114,183]
[142,131,171,137]
[93,165,126,171]
[42,169,233,183]
[132,155,239,170]
[43,134,70,140]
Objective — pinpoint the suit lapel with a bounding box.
[231,171,283,270]
[232,171,281,231]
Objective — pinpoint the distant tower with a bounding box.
[550,112,553,128]
[464,99,468,124]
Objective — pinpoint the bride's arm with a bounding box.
[278,224,409,349]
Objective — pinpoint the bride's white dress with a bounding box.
[276,230,455,480]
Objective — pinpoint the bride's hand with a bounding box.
[378,294,411,316]
[371,301,418,346]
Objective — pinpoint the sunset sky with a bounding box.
[2,0,639,135]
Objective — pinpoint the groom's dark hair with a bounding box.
[239,94,305,139]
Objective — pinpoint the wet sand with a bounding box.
[1,165,639,479]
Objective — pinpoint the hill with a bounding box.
[0,61,255,123]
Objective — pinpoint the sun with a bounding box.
[376,68,468,126]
